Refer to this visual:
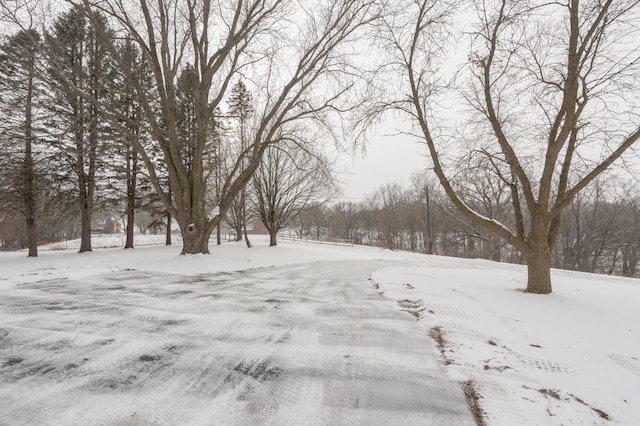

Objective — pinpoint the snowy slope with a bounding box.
[1,235,638,425]
[373,258,640,426]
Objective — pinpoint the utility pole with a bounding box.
[425,185,433,254]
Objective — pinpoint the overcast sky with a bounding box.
[336,118,428,201]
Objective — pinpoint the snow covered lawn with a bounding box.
[373,258,640,425]
[1,235,639,425]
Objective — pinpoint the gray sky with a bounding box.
[337,120,428,201]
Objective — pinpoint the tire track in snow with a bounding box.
[0,261,474,425]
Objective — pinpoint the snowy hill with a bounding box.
[0,235,638,425]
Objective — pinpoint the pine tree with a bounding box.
[207,106,225,245]
[111,40,143,248]
[0,29,43,256]
[46,7,113,253]
[227,80,254,248]
[176,64,198,176]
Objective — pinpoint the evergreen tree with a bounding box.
[0,29,43,256]
[107,40,155,249]
[206,106,225,245]
[176,64,198,176]
[227,80,254,247]
[46,7,113,253]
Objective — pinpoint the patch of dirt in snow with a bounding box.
[526,386,612,421]
[462,380,487,426]
[397,299,425,320]
[232,359,283,383]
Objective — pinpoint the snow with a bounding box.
[207,206,220,221]
[373,259,640,425]
[1,235,639,425]
[2,235,379,285]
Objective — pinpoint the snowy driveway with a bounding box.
[0,260,474,425]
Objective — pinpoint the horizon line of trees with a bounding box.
[292,176,640,279]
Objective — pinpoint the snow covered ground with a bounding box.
[1,235,639,425]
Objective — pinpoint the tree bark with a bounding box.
[180,223,213,254]
[269,229,277,246]
[166,187,172,245]
[243,222,252,248]
[234,209,243,241]
[242,191,251,248]
[124,201,135,248]
[78,127,97,253]
[24,54,37,257]
[76,83,92,253]
[125,211,135,248]
[79,195,92,252]
[525,245,553,294]
[165,211,172,246]
[124,146,136,249]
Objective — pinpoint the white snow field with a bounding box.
[0,235,638,425]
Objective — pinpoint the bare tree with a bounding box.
[555,177,625,273]
[376,0,640,293]
[252,140,336,246]
[71,0,377,254]
[291,202,327,240]
[621,192,640,277]
[365,183,406,250]
[328,201,363,243]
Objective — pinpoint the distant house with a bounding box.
[100,217,122,234]
[246,221,269,235]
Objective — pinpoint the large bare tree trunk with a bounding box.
[181,224,213,254]
[525,244,553,294]
[269,229,277,247]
